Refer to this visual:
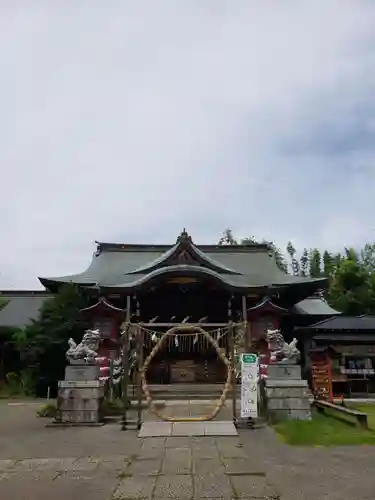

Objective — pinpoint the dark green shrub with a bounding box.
[101,398,126,416]
[37,402,57,418]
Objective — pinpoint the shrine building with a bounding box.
[34,230,339,384]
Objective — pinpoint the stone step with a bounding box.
[129,384,241,401]
[130,392,242,401]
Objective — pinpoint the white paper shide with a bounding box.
[240,353,258,418]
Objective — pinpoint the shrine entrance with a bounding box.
[120,270,246,431]
[140,325,233,422]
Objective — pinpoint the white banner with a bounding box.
[240,353,258,418]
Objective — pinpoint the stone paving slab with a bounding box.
[112,475,156,499]
[230,474,277,498]
[203,422,238,436]
[154,474,194,499]
[139,422,172,437]
[125,457,162,476]
[173,422,205,436]
[161,447,192,474]
[194,473,233,498]
[192,457,225,475]
[139,421,238,437]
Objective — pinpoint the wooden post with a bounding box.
[109,358,114,402]
[229,296,237,425]
[137,325,144,429]
[242,295,249,351]
[121,295,131,431]
[135,298,143,429]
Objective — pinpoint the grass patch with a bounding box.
[346,403,375,430]
[274,409,375,446]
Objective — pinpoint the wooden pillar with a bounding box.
[121,295,131,431]
[229,296,237,425]
[242,295,250,351]
[135,298,143,429]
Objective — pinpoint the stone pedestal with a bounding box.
[55,365,104,425]
[264,364,311,422]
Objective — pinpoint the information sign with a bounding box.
[240,353,258,418]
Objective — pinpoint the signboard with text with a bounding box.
[240,353,258,418]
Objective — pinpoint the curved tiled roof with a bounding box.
[39,231,327,300]
[292,296,340,316]
[40,244,325,289]
[128,239,240,275]
[96,265,271,291]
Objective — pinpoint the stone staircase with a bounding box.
[130,383,241,402]
[130,383,267,427]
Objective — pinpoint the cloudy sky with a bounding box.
[1,1,375,289]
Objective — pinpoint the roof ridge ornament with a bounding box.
[176,229,193,245]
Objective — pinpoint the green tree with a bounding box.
[361,243,375,273]
[299,249,309,277]
[309,248,322,278]
[16,284,90,397]
[286,241,300,276]
[240,237,257,244]
[269,242,288,273]
[218,229,238,245]
[328,256,375,315]
[322,250,335,277]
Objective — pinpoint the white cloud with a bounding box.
[1,1,375,287]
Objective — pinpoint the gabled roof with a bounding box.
[0,290,53,328]
[80,297,126,315]
[247,296,288,314]
[300,315,375,332]
[129,229,240,275]
[39,230,327,299]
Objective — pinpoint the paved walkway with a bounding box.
[1,400,375,499]
[0,435,277,499]
[139,420,238,437]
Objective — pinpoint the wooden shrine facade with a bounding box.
[39,230,331,384]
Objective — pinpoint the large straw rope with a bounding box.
[140,325,232,422]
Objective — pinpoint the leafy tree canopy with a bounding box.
[14,284,90,396]
[218,228,375,316]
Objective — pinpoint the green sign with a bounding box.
[242,354,257,364]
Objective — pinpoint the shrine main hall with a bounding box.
[0,230,339,385]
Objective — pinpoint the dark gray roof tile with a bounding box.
[39,243,326,293]
[292,296,340,315]
[307,315,375,331]
[0,292,52,328]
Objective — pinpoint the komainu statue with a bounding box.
[66,329,101,364]
[266,328,300,364]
